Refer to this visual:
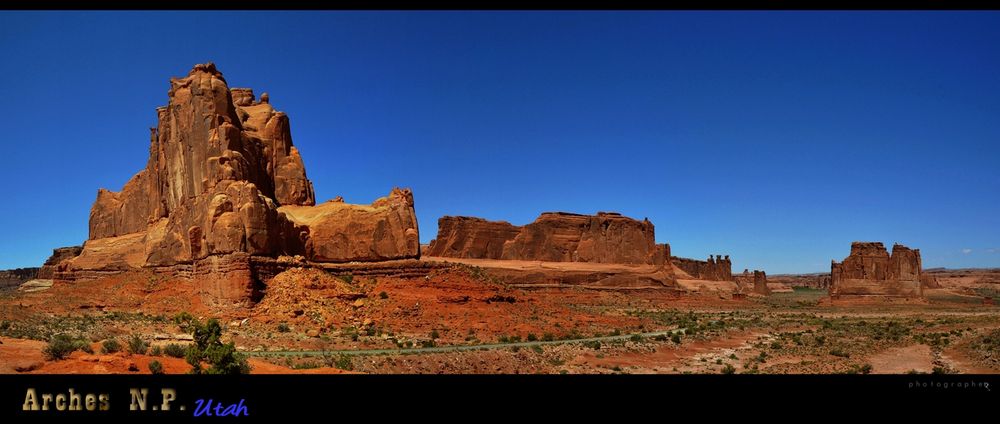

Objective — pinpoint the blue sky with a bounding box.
[0,11,998,273]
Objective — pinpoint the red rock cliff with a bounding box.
[427,212,663,265]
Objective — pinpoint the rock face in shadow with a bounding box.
[830,242,926,298]
[0,268,38,290]
[37,246,82,279]
[63,63,419,306]
[427,212,666,265]
[671,255,733,281]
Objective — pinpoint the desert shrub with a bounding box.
[829,348,849,358]
[338,274,353,284]
[150,345,162,356]
[722,364,736,374]
[43,334,79,360]
[630,334,644,343]
[527,333,538,342]
[531,345,543,354]
[277,323,290,333]
[421,340,436,348]
[163,343,186,358]
[334,354,353,371]
[101,339,121,354]
[183,317,251,375]
[542,333,555,342]
[127,334,149,355]
[173,312,194,325]
[379,291,389,299]
[583,340,601,350]
[671,334,681,344]
[148,360,164,375]
[430,329,440,339]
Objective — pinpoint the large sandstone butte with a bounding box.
[830,242,929,298]
[61,63,419,306]
[427,212,669,265]
[671,255,733,281]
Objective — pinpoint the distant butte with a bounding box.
[830,242,937,298]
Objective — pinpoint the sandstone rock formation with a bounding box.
[0,268,38,290]
[61,63,419,306]
[671,255,733,281]
[769,273,831,289]
[426,212,667,265]
[830,242,925,298]
[752,270,770,295]
[37,246,82,279]
[279,188,419,262]
[425,216,520,259]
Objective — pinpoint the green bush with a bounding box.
[101,339,121,354]
[277,323,290,333]
[335,354,353,371]
[148,360,164,375]
[542,333,555,342]
[149,345,162,356]
[338,274,354,284]
[671,334,681,344]
[173,312,194,325]
[43,334,80,360]
[630,334,644,343]
[184,318,251,375]
[527,333,538,342]
[379,291,389,299]
[430,329,440,339]
[163,343,186,358]
[127,334,149,355]
[722,364,736,374]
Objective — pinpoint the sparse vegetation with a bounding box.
[277,323,290,333]
[127,334,148,355]
[101,339,121,354]
[148,360,164,374]
[44,334,83,360]
[163,343,186,358]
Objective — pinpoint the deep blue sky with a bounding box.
[1,11,998,273]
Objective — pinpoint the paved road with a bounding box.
[243,328,684,358]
